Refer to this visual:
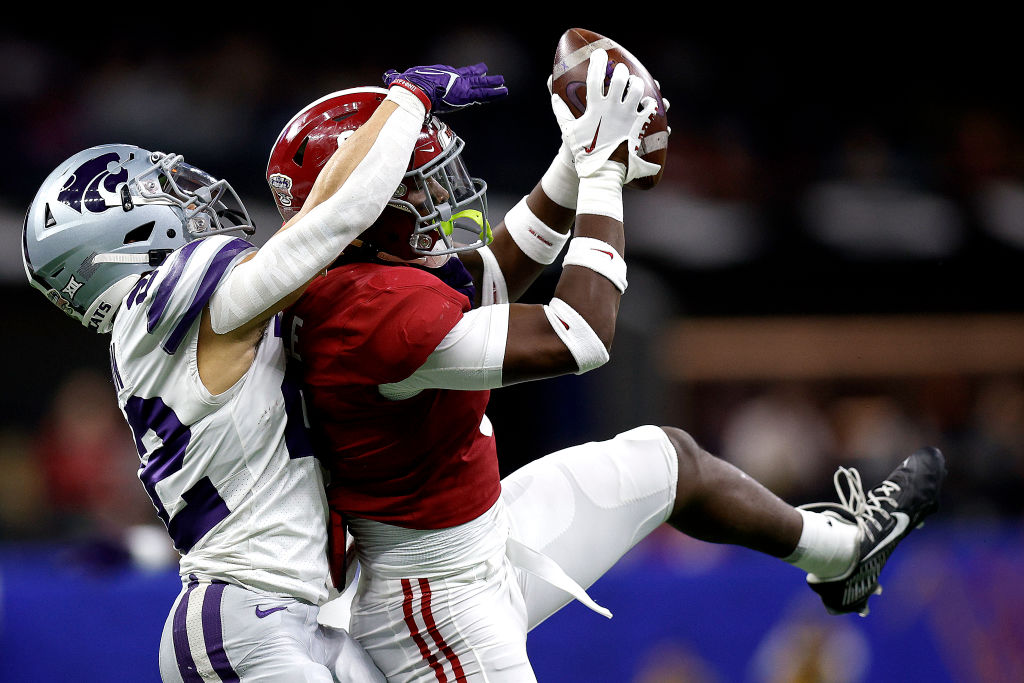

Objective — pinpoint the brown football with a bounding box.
[552,28,668,190]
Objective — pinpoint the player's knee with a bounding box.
[658,426,716,505]
[659,426,703,469]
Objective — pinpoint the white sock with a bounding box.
[784,508,860,579]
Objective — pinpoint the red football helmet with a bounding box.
[267,87,491,265]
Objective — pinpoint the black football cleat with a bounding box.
[799,447,947,616]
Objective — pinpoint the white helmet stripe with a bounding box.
[93,253,153,264]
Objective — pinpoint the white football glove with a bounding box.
[546,74,579,174]
[550,48,660,183]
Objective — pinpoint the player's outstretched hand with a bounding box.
[550,48,660,183]
[383,63,508,114]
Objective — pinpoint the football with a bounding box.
[552,28,668,190]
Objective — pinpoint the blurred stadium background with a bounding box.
[3,19,1024,682]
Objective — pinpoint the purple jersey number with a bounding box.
[117,313,313,553]
[124,395,230,552]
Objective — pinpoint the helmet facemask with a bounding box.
[130,152,254,240]
[381,121,491,267]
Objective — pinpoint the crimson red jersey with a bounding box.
[283,261,501,529]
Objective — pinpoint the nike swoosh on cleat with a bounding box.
[862,511,910,561]
[583,120,602,154]
[255,605,288,619]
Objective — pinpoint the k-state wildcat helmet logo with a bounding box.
[57,152,127,214]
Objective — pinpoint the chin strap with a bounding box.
[92,248,174,267]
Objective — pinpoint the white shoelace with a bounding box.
[829,467,902,543]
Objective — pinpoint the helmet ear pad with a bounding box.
[361,205,435,261]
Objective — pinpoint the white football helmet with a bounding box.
[23,144,254,333]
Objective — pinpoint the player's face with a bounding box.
[404,177,450,218]
[384,139,489,259]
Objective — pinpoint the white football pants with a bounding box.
[351,424,678,682]
[158,576,385,682]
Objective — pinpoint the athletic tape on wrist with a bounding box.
[576,161,625,221]
[562,237,628,293]
[505,196,570,265]
[386,81,431,118]
[543,297,610,374]
[540,148,579,210]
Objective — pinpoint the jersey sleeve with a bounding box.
[132,235,257,355]
[111,235,259,426]
[299,267,470,387]
[376,302,509,398]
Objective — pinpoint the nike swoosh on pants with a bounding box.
[255,605,288,618]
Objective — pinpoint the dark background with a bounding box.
[4,20,1024,526]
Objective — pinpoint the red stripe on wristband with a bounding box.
[389,78,432,114]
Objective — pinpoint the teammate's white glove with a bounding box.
[550,48,660,183]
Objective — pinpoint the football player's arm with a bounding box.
[459,158,577,305]
[381,146,629,394]
[502,179,624,383]
[383,52,658,392]
[501,52,656,381]
[197,84,430,393]
[207,62,506,341]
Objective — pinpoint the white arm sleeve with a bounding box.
[378,304,510,398]
[378,290,611,397]
[208,88,426,333]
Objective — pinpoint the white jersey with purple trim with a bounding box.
[109,234,332,605]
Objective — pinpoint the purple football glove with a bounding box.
[383,63,507,114]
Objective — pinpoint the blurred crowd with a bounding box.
[3,25,1024,565]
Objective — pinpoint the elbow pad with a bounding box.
[542,297,610,374]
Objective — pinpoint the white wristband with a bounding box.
[540,144,579,209]
[505,196,570,265]
[562,237,628,293]
[576,161,625,221]
[543,297,610,374]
